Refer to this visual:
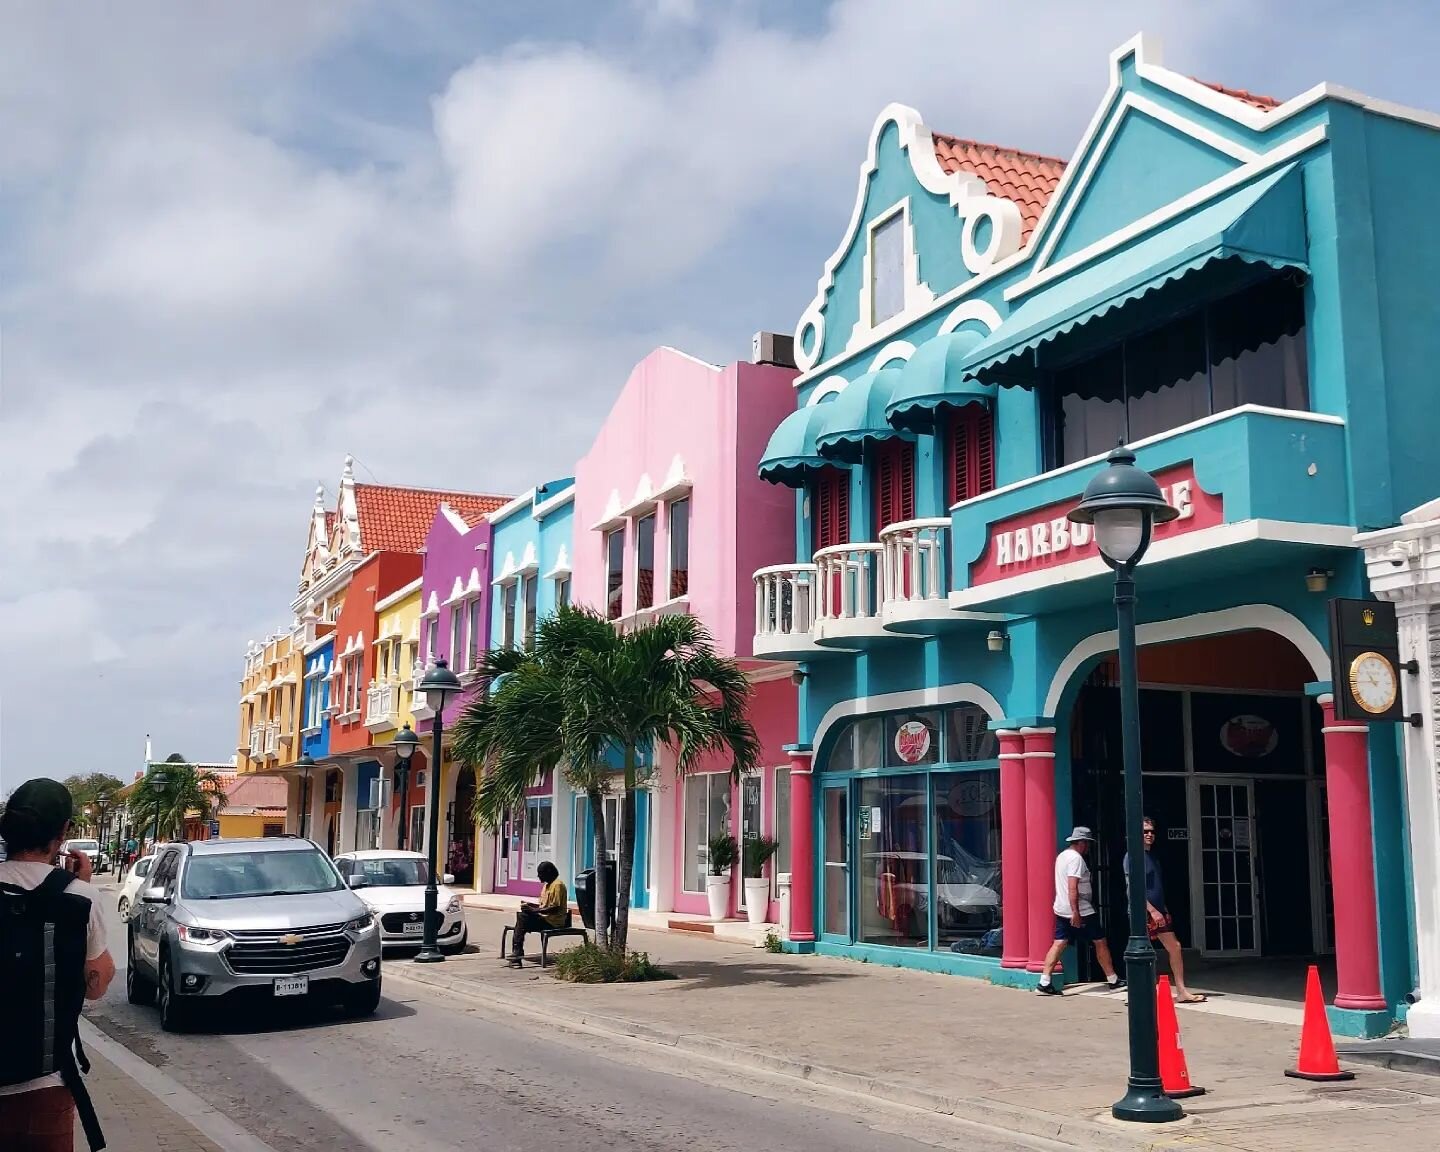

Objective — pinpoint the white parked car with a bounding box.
[332,850,469,954]
[116,854,156,921]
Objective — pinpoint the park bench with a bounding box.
[499,911,588,967]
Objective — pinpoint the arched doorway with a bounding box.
[1063,628,1331,991]
[449,763,477,887]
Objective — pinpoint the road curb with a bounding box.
[386,965,1192,1152]
[79,1018,282,1152]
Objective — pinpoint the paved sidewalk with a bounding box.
[394,908,1440,1152]
[77,1047,223,1152]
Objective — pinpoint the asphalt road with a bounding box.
[89,886,1056,1152]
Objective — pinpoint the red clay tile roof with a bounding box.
[1196,78,1280,111]
[353,484,509,554]
[932,134,1067,244]
[224,774,289,812]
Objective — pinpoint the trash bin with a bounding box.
[575,862,617,931]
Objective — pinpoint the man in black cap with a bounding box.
[0,777,115,1150]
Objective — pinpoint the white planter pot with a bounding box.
[705,874,731,921]
[743,879,770,925]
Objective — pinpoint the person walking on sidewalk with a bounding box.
[508,861,568,967]
[0,778,115,1151]
[1124,817,1206,1004]
[1037,827,1124,996]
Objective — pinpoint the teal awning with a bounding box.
[814,368,909,463]
[885,331,997,431]
[759,400,842,487]
[962,163,1308,380]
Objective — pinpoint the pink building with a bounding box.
[570,346,799,920]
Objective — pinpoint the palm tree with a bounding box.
[127,761,229,843]
[451,605,759,953]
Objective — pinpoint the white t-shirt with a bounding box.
[0,861,109,1096]
[1052,847,1096,917]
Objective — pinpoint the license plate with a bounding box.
[273,976,309,997]
[401,920,424,935]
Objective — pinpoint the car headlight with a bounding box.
[445,895,462,915]
[343,911,376,932]
[176,924,229,945]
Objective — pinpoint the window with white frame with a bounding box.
[870,211,905,325]
[668,497,690,600]
[344,654,363,715]
[450,605,465,671]
[604,528,624,621]
[683,773,732,893]
[774,768,791,877]
[501,582,517,649]
[521,575,537,649]
[555,576,571,610]
[467,597,483,667]
[635,512,656,611]
[419,617,432,664]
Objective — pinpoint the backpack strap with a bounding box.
[61,1043,105,1152]
[36,868,79,899]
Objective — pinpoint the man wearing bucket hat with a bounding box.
[1037,826,1124,996]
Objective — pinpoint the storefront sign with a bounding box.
[947,777,995,817]
[970,464,1222,586]
[894,720,933,765]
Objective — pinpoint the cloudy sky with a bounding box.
[0,0,1434,790]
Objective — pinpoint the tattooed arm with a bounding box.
[84,951,116,1000]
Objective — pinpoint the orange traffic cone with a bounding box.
[1285,965,1355,1082]
[1156,975,1206,1098]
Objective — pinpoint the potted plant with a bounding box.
[705,834,738,921]
[742,836,780,925]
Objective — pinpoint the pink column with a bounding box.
[997,730,1030,968]
[787,750,816,943]
[1023,727,1057,972]
[1319,697,1386,1011]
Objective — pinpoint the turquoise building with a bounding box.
[757,34,1433,1036]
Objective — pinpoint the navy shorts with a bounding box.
[1054,913,1105,943]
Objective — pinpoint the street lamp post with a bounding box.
[147,770,168,847]
[1068,445,1183,1125]
[414,660,462,964]
[95,795,113,866]
[294,754,316,840]
[392,724,420,851]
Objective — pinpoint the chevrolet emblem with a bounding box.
[279,933,304,946]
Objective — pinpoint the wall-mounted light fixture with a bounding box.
[790,668,808,686]
[1305,568,1332,594]
[986,630,1007,653]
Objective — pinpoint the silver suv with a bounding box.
[126,837,382,1031]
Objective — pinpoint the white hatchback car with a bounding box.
[116,854,156,921]
[332,850,469,954]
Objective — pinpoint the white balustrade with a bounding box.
[248,727,264,757]
[754,564,816,640]
[365,681,399,727]
[263,723,280,756]
[813,543,884,623]
[878,518,950,608]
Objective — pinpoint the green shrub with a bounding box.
[763,928,784,953]
[551,942,676,983]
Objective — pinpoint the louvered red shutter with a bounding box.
[949,405,996,504]
[898,443,915,523]
[813,470,850,551]
[873,441,914,530]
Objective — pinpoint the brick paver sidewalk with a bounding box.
[77,1046,224,1152]
[395,907,1440,1152]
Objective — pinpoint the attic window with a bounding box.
[871,212,905,325]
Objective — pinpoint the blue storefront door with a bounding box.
[820,783,850,942]
[572,791,650,911]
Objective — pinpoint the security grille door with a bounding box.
[1194,779,1260,956]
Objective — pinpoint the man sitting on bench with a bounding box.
[508,861,567,967]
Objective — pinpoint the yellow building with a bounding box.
[365,579,422,746]
[235,626,306,775]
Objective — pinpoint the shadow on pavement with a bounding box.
[644,958,862,990]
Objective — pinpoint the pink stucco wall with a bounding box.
[570,347,798,660]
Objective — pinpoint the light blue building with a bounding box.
[298,634,332,837]
[479,478,597,899]
[757,34,1432,1035]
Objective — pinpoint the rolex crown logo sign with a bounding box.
[1362,608,1376,626]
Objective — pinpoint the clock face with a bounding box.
[1348,651,1397,715]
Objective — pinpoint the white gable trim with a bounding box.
[938,300,1003,336]
[374,577,423,613]
[440,502,473,534]
[532,486,575,519]
[868,340,916,371]
[487,489,535,526]
[794,103,1022,374]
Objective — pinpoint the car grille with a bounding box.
[380,911,427,933]
[224,924,351,975]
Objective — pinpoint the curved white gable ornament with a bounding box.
[465,566,485,595]
[806,375,850,406]
[545,544,572,579]
[793,103,1024,373]
[423,591,441,618]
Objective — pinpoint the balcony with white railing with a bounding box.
[879,518,955,635]
[365,681,400,733]
[753,564,826,660]
[248,727,265,759]
[263,723,280,758]
[812,543,895,648]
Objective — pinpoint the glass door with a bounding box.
[737,775,762,910]
[1192,778,1260,957]
[821,783,850,940]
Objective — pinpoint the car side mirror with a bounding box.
[443,873,456,886]
[141,887,168,904]
[346,874,366,889]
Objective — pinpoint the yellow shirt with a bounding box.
[538,880,568,927]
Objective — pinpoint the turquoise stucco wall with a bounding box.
[488,479,575,645]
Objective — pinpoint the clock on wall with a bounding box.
[1348,651,1398,715]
